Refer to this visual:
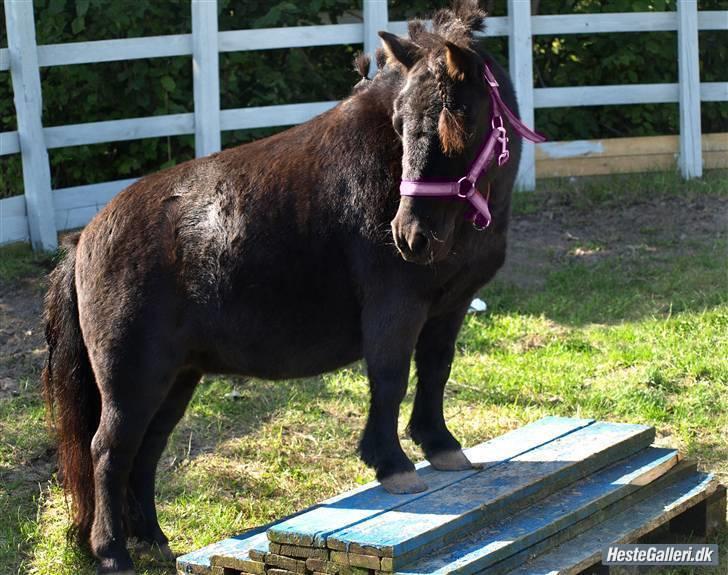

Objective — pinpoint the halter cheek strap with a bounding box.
[399,63,546,230]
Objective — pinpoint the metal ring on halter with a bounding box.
[472,213,490,231]
[456,176,476,199]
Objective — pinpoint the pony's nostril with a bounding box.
[409,232,429,256]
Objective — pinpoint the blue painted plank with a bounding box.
[268,417,594,546]
[506,471,717,575]
[327,421,654,560]
[177,527,269,574]
[176,503,323,575]
[393,447,679,575]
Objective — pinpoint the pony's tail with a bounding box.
[41,235,100,546]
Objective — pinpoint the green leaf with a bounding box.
[71,16,85,35]
[76,0,90,18]
[160,76,176,92]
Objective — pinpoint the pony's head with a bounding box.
[382,0,491,264]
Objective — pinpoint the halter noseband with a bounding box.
[399,63,546,230]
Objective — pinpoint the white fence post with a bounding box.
[5,0,57,251]
[508,0,537,191]
[363,0,388,77]
[677,0,702,179]
[192,0,221,157]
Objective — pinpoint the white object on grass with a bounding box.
[469,298,487,313]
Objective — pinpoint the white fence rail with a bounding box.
[0,0,726,250]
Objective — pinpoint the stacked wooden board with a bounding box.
[177,417,726,575]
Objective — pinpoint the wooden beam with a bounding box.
[326,422,654,564]
[268,417,594,548]
[363,0,388,77]
[392,448,681,575]
[4,0,57,251]
[219,23,363,53]
[192,0,221,157]
[535,133,728,177]
[508,0,536,191]
[36,34,192,67]
[677,0,703,179]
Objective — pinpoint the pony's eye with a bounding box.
[393,114,404,136]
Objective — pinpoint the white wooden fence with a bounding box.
[0,0,726,251]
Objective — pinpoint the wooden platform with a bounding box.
[176,417,725,575]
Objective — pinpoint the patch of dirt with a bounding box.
[0,275,47,386]
[502,194,727,289]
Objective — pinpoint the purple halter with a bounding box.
[399,63,546,230]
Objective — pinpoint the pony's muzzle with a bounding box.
[392,221,431,263]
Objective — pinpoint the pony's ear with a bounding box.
[378,31,419,69]
[444,41,470,82]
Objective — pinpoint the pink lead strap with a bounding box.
[399,63,546,230]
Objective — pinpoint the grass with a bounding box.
[0,173,726,574]
[0,243,55,284]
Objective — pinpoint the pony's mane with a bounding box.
[411,0,487,155]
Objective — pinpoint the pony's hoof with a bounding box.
[97,562,135,575]
[153,543,176,562]
[380,470,428,494]
[428,449,474,471]
[129,540,175,563]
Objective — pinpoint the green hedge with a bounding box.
[0,0,725,199]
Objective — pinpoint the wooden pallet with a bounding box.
[176,417,725,575]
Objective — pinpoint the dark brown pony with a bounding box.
[42,2,521,573]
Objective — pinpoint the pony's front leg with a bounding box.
[409,303,475,471]
[359,295,428,494]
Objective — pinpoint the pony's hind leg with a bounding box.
[127,368,201,560]
[87,347,182,574]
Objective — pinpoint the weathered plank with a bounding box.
[535,83,678,108]
[211,552,266,575]
[363,0,388,77]
[536,133,728,177]
[307,558,341,574]
[478,460,700,575]
[268,417,594,547]
[5,0,57,251]
[327,422,654,560]
[269,543,329,559]
[43,113,195,149]
[390,447,679,575]
[264,554,307,574]
[532,12,677,35]
[0,129,20,156]
[218,24,363,53]
[177,502,329,575]
[191,0,221,157]
[36,34,192,67]
[177,527,269,574]
[508,0,536,191]
[505,471,718,575]
[331,550,381,570]
[677,0,703,179]
[0,194,30,244]
[268,569,297,575]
